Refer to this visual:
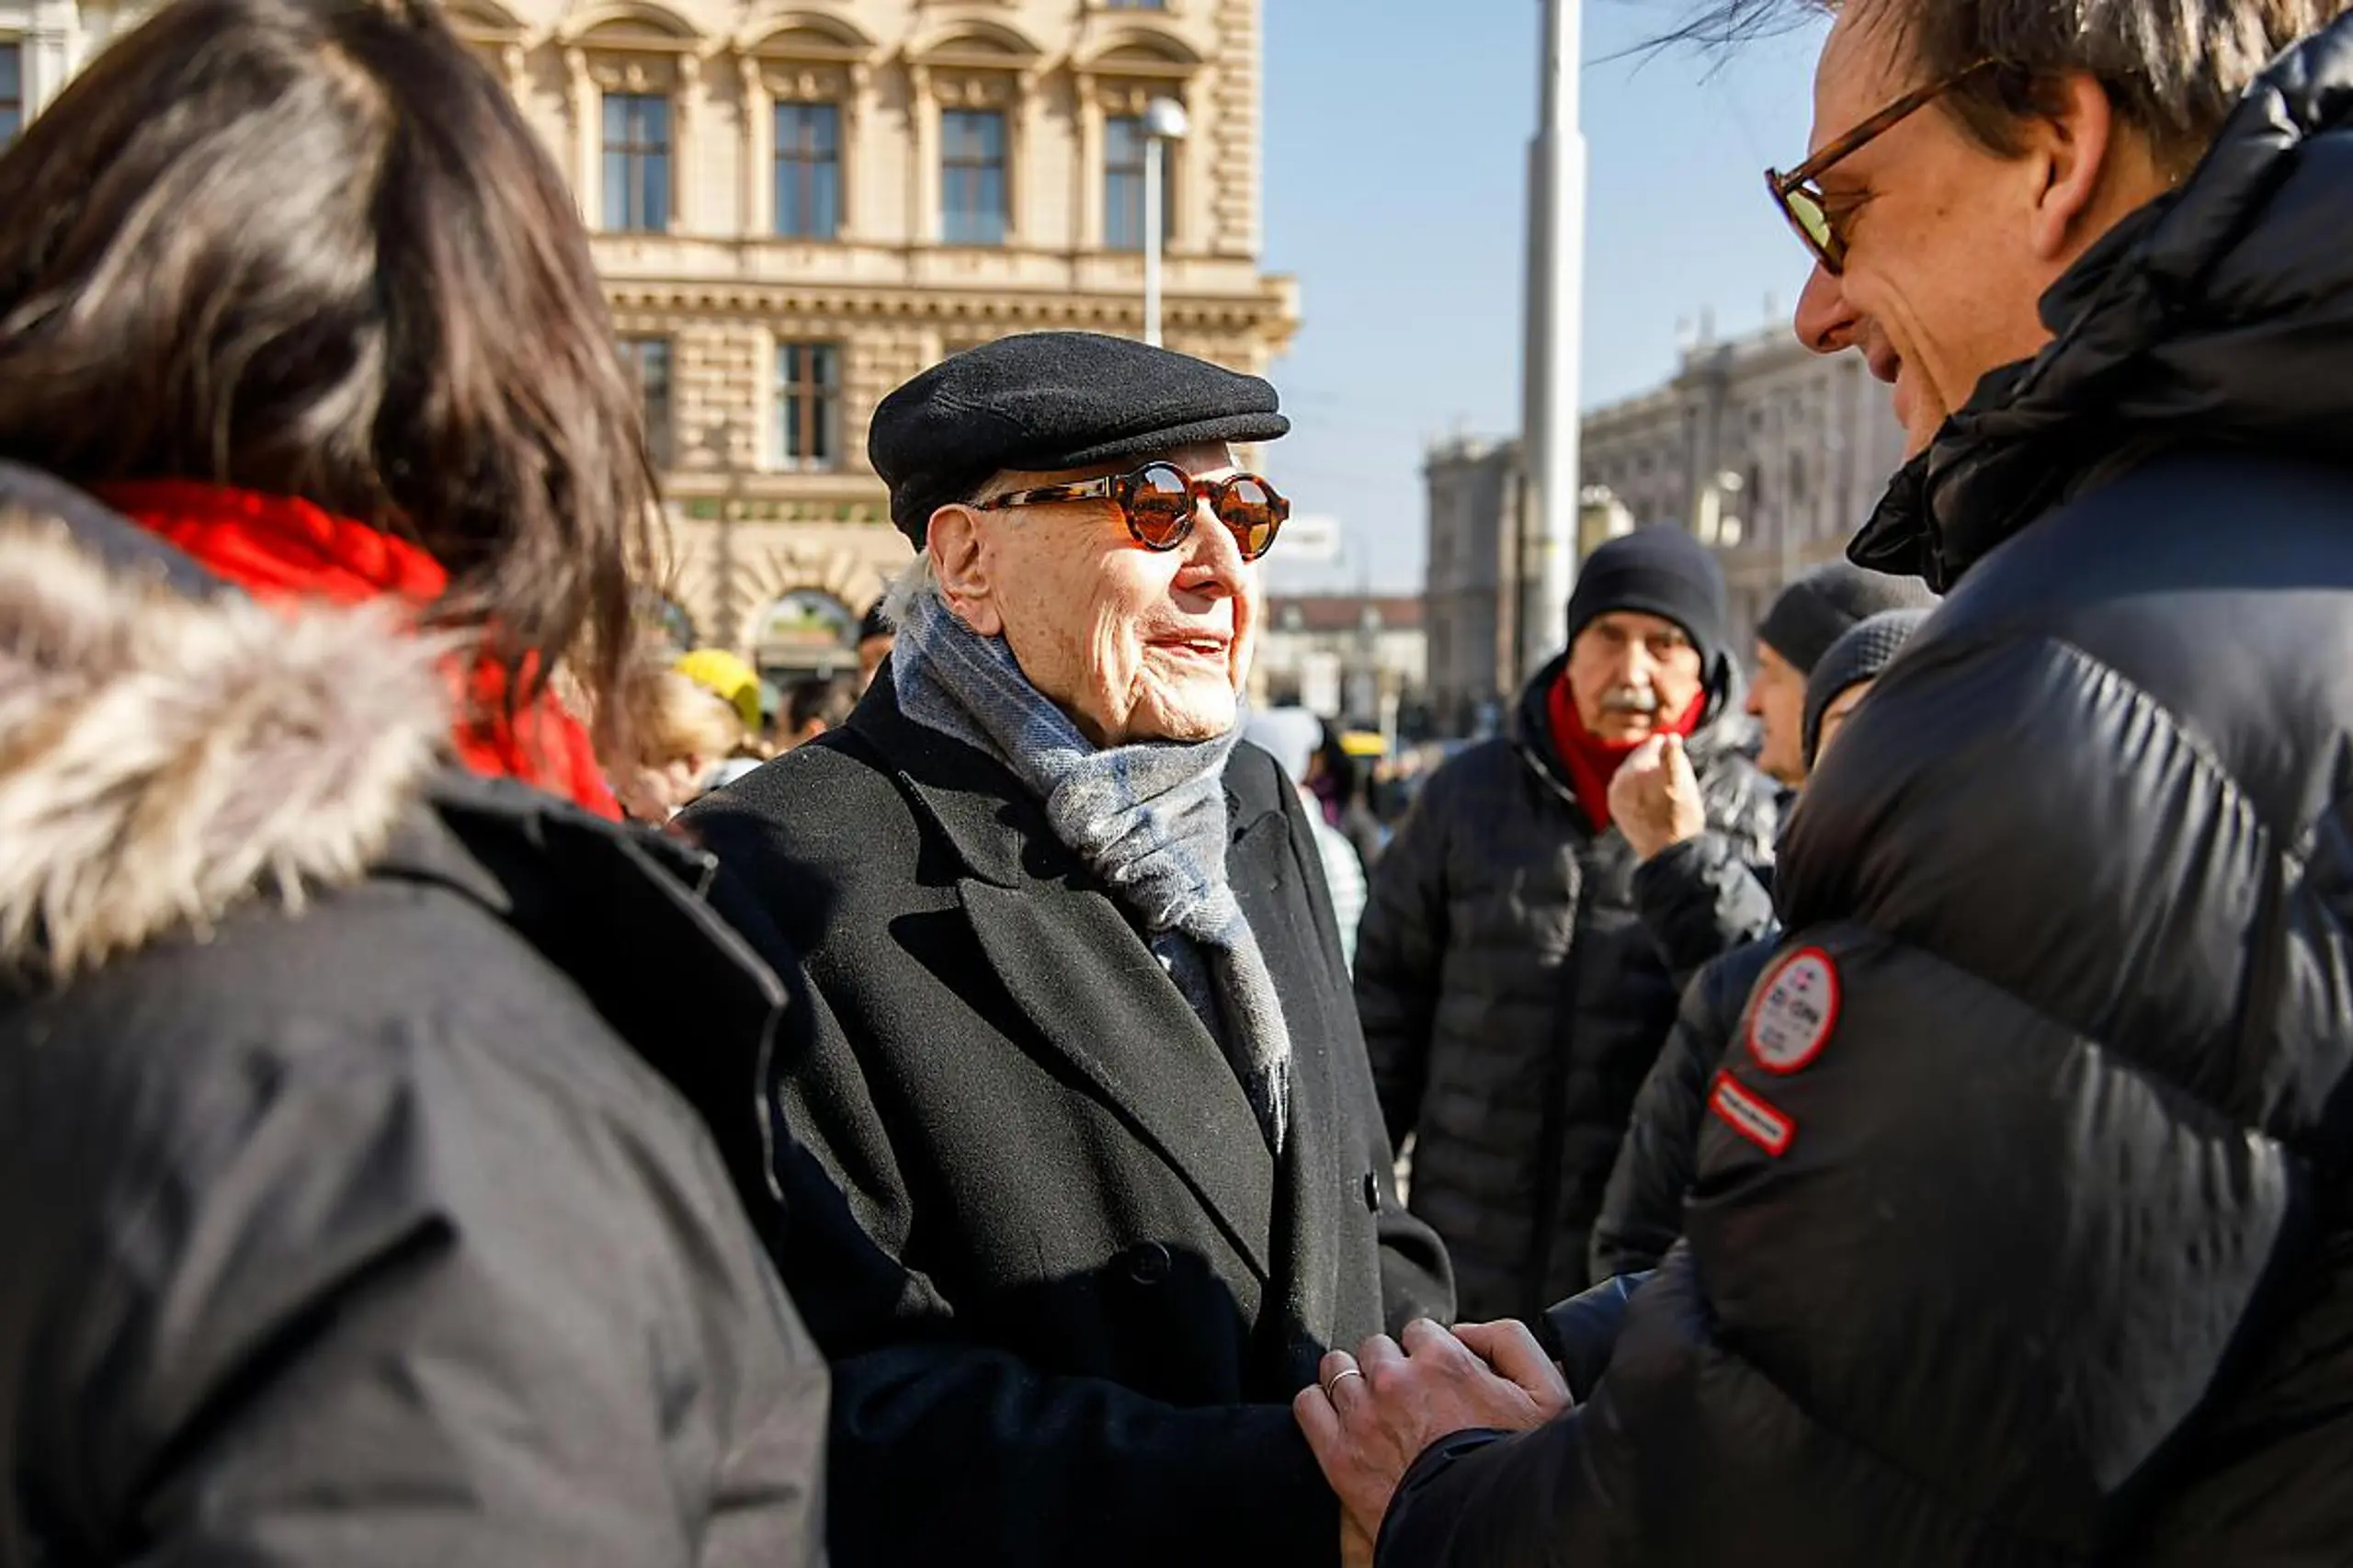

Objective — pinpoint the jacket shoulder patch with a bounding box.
[1710,1072,1794,1156]
[1746,946,1840,1075]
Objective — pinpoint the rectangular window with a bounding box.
[619,336,674,471]
[777,343,843,471]
[774,101,842,240]
[1103,115,1176,252]
[0,44,21,145]
[940,108,1007,246]
[601,91,671,233]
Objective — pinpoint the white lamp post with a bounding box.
[1142,97,1190,347]
[1518,0,1588,677]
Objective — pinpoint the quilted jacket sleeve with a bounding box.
[1586,938,1774,1280]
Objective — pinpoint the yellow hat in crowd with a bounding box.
[675,648,763,733]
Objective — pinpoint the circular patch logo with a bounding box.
[1746,947,1841,1075]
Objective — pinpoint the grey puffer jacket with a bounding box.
[1356,654,1779,1321]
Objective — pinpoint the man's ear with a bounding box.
[927,505,1004,637]
[2023,72,2119,263]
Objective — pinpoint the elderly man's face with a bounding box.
[1566,611,1705,744]
[934,442,1258,748]
[1790,11,2164,457]
[1745,640,1808,786]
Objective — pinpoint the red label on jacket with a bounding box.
[1711,1073,1795,1157]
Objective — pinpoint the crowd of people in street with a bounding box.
[4,0,2353,1562]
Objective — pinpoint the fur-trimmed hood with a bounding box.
[0,508,449,980]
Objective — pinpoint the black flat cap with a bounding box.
[868,331,1290,546]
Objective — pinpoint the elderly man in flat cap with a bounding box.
[687,331,1452,1568]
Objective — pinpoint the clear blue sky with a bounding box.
[1258,1,1831,593]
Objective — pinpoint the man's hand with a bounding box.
[1293,1319,1573,1543]
[1608,733,1707,861]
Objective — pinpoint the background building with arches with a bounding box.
[0,0,1299,679]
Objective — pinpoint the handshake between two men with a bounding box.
[1293,1318,1574,1565]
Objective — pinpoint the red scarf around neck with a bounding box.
[1546,670,1705,835]
[96,480,620,820]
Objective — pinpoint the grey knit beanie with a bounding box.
[1759,562,1938,674]
[1803,608,1933,766]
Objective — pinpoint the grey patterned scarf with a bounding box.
[891,588,1292,1151]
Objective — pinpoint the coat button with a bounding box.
[1124,1242,1174,1286]
[1362,1172,1381,1212]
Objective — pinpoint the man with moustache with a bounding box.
[1354,528,1778,1324]
[686,332,1450,1568]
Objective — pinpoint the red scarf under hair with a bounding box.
[97,480,620,820]
[1546,669,1705,835]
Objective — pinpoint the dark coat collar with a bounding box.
[835,668,1302,1280]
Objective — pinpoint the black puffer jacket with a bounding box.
[0,495,827,1568]
[1378,21,2353,1565]
[1586,936,1778,1280]
[1356,655,1778,1321]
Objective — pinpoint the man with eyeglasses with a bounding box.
[686,331,1452,1568]
[1290,3,2353,1563]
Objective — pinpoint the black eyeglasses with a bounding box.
[974,460,1290,562]
[1766,60,1997,274]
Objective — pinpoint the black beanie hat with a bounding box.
[1757,562,1938,675]
[1563,527,1729,682]
[1803,608,1932,767]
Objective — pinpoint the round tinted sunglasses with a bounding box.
[973,460,1290,562]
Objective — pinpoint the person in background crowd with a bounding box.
[1299,4,2353,1561]
[779,673,858,748]
[677,645,765,735]
[1609,561,1937,983]
[688,331,1450,1568]
[1310,723,1390,871]
[614,659,750,823]
[0,2,826,1562]
[1745,562,1935,790]
[1355,527,1779,1324]
[1248,706,1370,971]
[855,598,894,690]
[1589,608,1930,1281]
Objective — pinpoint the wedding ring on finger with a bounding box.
[1322,1367,1367,1400]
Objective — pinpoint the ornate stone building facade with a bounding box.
[1423,323,1909,737]
[0,0,1300,679]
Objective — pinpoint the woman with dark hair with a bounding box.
[0,1,825,1562]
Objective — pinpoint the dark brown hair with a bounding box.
[1664,0,2348,175]
[0,0,658,739]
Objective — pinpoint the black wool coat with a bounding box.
[685,674,1453,1568]
[1378,20,2353,1564]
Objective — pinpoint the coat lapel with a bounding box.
[1225,783,1351,1360]
[848,683,1277,1282]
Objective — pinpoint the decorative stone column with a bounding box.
[1072,71,1105,249]
[739,53,769,237]
[905,62,938,244]
[563,46,598,222]
[674,51,701,233]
